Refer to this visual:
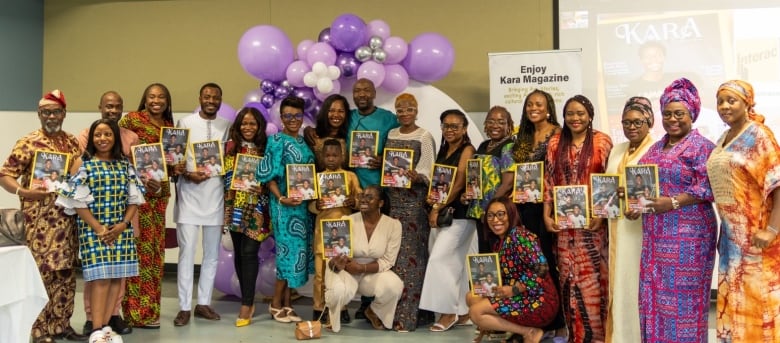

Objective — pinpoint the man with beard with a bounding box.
[172,83,230,326]
[76,91,139,335]
[0,90,88,342]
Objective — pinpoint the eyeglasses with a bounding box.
[396,107,416,115]
[281,113,304,121]
[440,123,464,131]
[620,119,646,128]
[485,120,508,126]
[661,110,688,120]
[485,211,507,221]
[39,109,65,117]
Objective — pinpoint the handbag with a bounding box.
[0,208,25,247]
[294,310,325,340]
[436,206,455,227]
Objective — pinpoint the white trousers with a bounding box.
[324,268,403,333]
[419,219,477,315]
[176,223,222,310]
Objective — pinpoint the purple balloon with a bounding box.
[237,25,295,82]
[243,101,270,120]
[383,36,408,64]
[260,94,275,109]
[306,42,338,67]
[286,60,311,88]
[296,39,315,60]
[329,13,367,52]
[261,80,276,94]
[214,248,237,296]
[336,52,360,78]
[317,27,332,44]
[195,103,237,122]
[265,123,279,135]
[243,88,265,104]
[381,64,410,93]
[274,86,290,100]
[293,87,317,113]
[256,258,277,296]
[401,32,455,83]
[357,61,386,87]
[366,19,391,40]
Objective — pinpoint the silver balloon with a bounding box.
[372,48,387,63]
[355,46,372,62]
[280,80,292,90]
[368,36,384,50]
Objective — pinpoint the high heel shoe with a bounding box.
[236,305,256,327]
[284,307,303,322]
[269,304,291,323]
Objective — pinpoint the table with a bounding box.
[0,246,48,343]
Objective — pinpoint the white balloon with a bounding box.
[312,62,328,77]
[327,65,341,80]
[303,72,318,87]
[317,78,334,93]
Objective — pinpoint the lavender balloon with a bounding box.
[330,13,367,52]
[237,25,295,82]
[214,248,237,296]
[293,87,317,113]
[381,64,409,93]
[367,19,391,40]
[243,88,265,104]
[382,36,408,64]
[357,61,386,87]
[296,39,315,60]
[336,52,360,78]
[402,32,455,83]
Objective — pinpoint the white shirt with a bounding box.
[300,187,316,200]
[571,214,587,228]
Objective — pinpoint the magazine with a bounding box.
[191,140,224,178]
[317,171,349,209]
[286,164,317,200]
[428,164,457,204]
[29,150,70,192]
[553,185,589,229]
[132,143,168,182]
[381,148,414,188]
[160,127,189,165]
[624,164,659,213]
[349,131,378,168]
[513,161,544,203]
[466,159,482,200]
[590,174,622,219]
[321,218,353,259]
[229,154,261,191]
[466,253,502,296]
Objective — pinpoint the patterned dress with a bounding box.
[707,122,780,342]
[544,130,613,343]
[223,141,271,242]
[57,158,145,281]
[256,133,315,288]
[385,127,436,331]
[118,110,172,326]
[0,129,80,338]
[468,138,514,253]
[638,129,716,343]
[489,226,559,327]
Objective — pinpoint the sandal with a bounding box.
[456,314,473,326]
[393,321,409,333]
[364,306,385,330]
[429,315,457,332]
[269,304,291,323]
[284,307,303,322]
[32,336,54,343]
[473,329,490,343]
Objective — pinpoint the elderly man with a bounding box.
[0,90,88,343]
[76,91,139,335]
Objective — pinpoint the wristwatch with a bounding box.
[671,196,680,210]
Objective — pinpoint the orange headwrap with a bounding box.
[717,80,764,123]
[38,89,67,109]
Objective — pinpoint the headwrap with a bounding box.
[38,89,66,109]
[660,78,700,122]
[623,96,654,128]
[717,80,764,124]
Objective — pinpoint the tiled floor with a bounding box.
[70,272,718,343]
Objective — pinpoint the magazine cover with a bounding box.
[317,171,348,209]
[553,185,590,229]
[349,130,378,168]
[625,164,659,213]
[466,159,483,200]
[229,154,261,191]
[428,164,457,204]
[381,148,414,188]
[132,143,168,182]
[191,140,224,177]
[590,174,622,219]
[466,253,502,296]
[160,127,189,165]
[321,218,353,259]
[513,161,544,203]
[286,164,318,200]
[30,150,70,192]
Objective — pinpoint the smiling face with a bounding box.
[92,123,115,156]
[280,105,303,135]
[99,92,123,123]
[525,92,550,124]
[485,202,510,238]
[661,101,692,141]
[622,109,650,144]
[327,99,347,128]
[199,86,222,117]
[358,187,383,214]
[716,89,749,128]
[441,114,467,145]
[38,104,66,134]
[395,99,418,127]
[352,79,376,113]
[564,101,591,135]
[484,108,510,141]
[239,112,259,142]
[144,85,169,116]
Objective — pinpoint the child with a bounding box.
[309,139,362,324]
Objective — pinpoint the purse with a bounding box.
[294,309,325,340]
[0,208,25,247]
[436,206,455,227]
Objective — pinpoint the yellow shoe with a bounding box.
[235,317,251,327]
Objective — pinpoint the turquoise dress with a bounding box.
[256,133,315,288]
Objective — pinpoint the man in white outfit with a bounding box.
[173,83,231,326]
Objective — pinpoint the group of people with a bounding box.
[2,75,779,343]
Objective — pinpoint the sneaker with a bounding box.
[102,327,123,343]
[109,315,132,335]
[83,320,93,335]
[88,330,107,343]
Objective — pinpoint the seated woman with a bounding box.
[467,197,559,343]
[324,185,403,333]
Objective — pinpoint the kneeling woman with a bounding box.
[467,197,559,343]
[325,185,403,333]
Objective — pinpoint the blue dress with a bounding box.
[256,133,315,288]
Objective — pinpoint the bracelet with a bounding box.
[768,225,779,235]
[362,264,367,273]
